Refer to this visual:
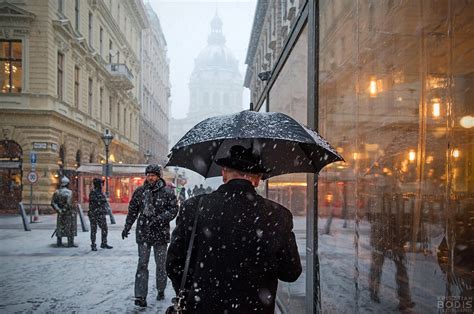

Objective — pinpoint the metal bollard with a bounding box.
[77,204,89,232]
[18,202,31,231]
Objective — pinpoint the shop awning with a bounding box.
[76,163,148,176]
[0,160,21,169]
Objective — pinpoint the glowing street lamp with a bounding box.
[452,149,460,159]
[432,101,441,118]
[408,149,416,162]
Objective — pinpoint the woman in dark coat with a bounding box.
[166,145,302,313]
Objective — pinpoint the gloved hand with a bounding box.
[121,229,130,240]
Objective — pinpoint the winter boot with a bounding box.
[134,297,147,307]
[56,237,63,247]
[156,291,165,301]
[91,243,97,251]
[67,237,78,248]
[100,243,113,249]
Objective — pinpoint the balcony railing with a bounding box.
[106,63,134,90]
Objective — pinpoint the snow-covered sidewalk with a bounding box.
[0,214,176,313]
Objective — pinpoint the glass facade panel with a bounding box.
[268,24,308,313]
[318,0,474,312]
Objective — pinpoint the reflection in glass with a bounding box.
[268,23,308,313]
[319,0,473,312]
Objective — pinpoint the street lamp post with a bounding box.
[101,129,114,198]
[144,150,152,163]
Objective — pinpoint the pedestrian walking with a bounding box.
[178,186,186,204]
[88,178,112,251]
[166,145,302,313]
[186,187,192,198]
[50,176,78,248]
[121,164,178,307]
[368,172,415,310]
[192,185,199,196]
[197,183,205,195]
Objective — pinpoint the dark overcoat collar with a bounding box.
[216,179,257,195]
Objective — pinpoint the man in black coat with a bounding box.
[88,178,112,251]
[122,164,178,307]
[166,145,302,313]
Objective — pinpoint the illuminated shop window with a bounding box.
[1,40,22,93]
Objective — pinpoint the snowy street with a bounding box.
[0,213,449,313]
[0,215,176,313]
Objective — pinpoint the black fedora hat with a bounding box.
[215,145,270,174]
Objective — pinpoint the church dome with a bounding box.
[194,14,238,71]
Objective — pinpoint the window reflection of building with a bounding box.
[246,0,473,312]
[317,0,474,312]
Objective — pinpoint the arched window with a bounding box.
[75,150,82,168]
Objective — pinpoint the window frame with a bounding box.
[74,65,80,107]
[1,39,22,94]
[57,52,64,100]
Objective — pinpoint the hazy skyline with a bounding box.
[149,0,257,119]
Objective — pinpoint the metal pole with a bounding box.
[29,184,33,223]
[105,144,109,198]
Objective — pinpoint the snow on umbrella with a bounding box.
[166,110,344,179]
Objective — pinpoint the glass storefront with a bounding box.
[317,0,473,312]
[268,23,308,313]
[257,0,473,312]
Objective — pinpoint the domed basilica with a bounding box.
[170,14,243,151]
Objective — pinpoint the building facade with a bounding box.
[0,0,148,212]
[246,0,473,313]
[140,3,170,165]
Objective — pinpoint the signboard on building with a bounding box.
[33,142,47,150]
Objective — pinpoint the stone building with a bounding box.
[0,0,148,211]
[140,3,170,164]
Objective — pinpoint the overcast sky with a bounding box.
[148,0,257,119]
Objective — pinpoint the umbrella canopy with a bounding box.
[167,110,344,179]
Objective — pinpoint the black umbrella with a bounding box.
[166,110,344,179]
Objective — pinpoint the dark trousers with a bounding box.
[135,242,167,299]
[89,214,108,245]
[369,249,413,306]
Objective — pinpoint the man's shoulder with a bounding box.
[134,185,146,194]
[261,197,293,220]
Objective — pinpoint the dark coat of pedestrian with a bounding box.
[122,164,179,307]
[88,178,112,251]
[367,173,414,310]
[192,185,199,196]
[197,184,206,195]
[178,187,186,205]
[51,176,77,247]
[166,145,302,313]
